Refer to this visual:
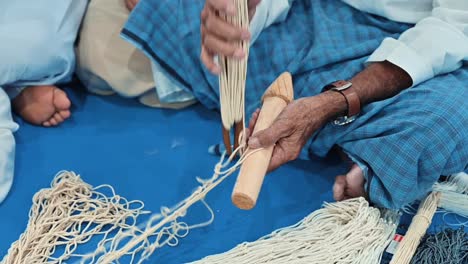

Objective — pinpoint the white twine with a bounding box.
[219,0,249,135]
[1,145,261,264]
[192,198,399,264]
[433,172,468,218]
[1,171,148,264]
[390,192,441,264]
[91,147,258,264]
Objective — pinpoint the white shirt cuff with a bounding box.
[367,38,435,86]
[249,0,291,45]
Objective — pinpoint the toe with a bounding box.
[49,117,58,126]
[333,175,347,201]
[53,88,71,110]
[59,110,71,120]
[53,113,64,124]
[346,165,365,198]
[348,170,365,188]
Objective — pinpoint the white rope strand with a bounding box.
[192,198,399,264]
[219,0,249,140]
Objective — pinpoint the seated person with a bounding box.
[75,0,195,109]
[121,0,468,210]
[0,0,87,203]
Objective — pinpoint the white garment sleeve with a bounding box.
[249,0,294,45]
[0,89,19,204]
[367,1,468,86]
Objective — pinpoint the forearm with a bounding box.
[317,61,413,121]
[351,61,412,105]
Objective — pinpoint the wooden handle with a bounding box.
[232,72,294,210]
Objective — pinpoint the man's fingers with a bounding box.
[267,144,289,172]
[245,109,260,143]
[203,34,244,59]
[205,12,250,42]
[202,9,248,58]
[206,0,236,16]
[201,7,209,22]
[206,0,260,16]
[200,47,220,74]
[248,119,290,149]
[202,0,250,61]
[247,109,260,137]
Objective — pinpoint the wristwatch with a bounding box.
[323,80,361,126]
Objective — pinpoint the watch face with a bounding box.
[333,115,357,126]
[332,82,352,91]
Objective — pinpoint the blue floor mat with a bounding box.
[0,85,465,263]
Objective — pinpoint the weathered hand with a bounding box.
[200,0,261,74]
[125,0,139,11]
[248,93,343,172]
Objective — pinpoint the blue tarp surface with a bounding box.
[0,85,465,263]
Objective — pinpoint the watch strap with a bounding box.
[341,87,360,117]
[323,80,361,125]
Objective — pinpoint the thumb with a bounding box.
[248,121,287,149]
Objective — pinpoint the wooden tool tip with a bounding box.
[232,193,255,210]
[262,72,294,104]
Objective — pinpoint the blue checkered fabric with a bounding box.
[123,0,468,209]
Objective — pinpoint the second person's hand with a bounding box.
[200,0,261,74]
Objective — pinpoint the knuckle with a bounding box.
[230,29,242,40]
[204,22,212,32]
[203,35,211,46]
[204,16,215,31]
[226,47,236,56]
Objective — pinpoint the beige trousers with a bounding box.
[76,0,195,109]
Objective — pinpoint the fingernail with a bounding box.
[226,2,236,15]
[233,49,245,59]
[248,137,260,149]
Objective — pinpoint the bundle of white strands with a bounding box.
[218,0,250,153]
[433,172,468,218]
[193,198,400,264]
[1,171,148,264]
[1,167,399,263]
[390,172,468,264]
[1,148,252,264]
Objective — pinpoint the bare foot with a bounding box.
[333,164,366,201]
[12,85,71,127]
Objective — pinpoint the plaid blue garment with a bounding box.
[123,0,468,209]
